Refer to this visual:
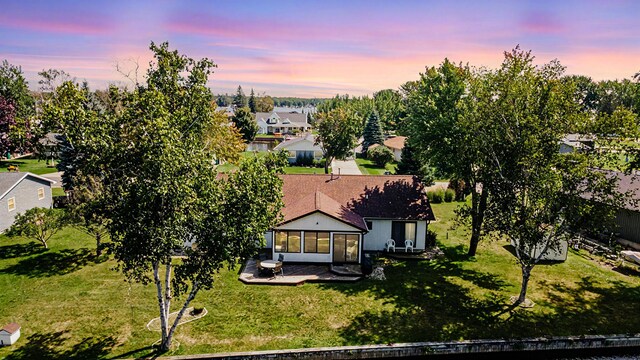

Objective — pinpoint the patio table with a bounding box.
[260,260,283,277]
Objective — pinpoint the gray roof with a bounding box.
[0,172,56,199]
[273,133,316,150]
[255,112,308,127]
[38,132,64,146]
[612,170,640,211]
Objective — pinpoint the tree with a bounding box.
[232,106,258,142]
[367,145,394,167]
[403,59,489,256]
[315,108,359,174]
[88,42,282,352]
[476,47,631,304]
[0,60,35,156]
[395,138,435,184]
[362,111,384,154]
[0,96,16,157]
[67,174,110,256]
[248,88,256,112]
[232,85,246,108]
[6,208,67,249]
[373,89,405,132]
[255,95,275,112]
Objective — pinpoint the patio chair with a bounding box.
[405,239,414,253]
[256,260,271,277]
[276,253,285,276]
[385,239,396,252]
[278,253,285,262]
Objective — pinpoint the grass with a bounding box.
[1,203,639,358]
[51,188,66,197]
[283,166,326,174]
[354,158,397,175]
[0,156,58,175]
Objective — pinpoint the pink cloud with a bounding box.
[520,12,565,35]
[0,12,113,35]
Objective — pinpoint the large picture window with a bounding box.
[304,232,330,253]
[275,231,301,253]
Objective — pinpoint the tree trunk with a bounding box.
[40,239,48,249]
[95,232,102,256]
[467,186,488,256]
[517,265,532,304]
[163,282,199,352]
[324,157,332,174]
[153,263,168,347]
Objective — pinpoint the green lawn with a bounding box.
[1,203,639,358]
[0,157,58,175]
[354,158,397,175]
[51,188,66,197]
[283,166,325,174]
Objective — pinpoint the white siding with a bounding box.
[363,219,428,251]
[273,231,361,263]
[393,149,402,162]
[0,329,20,346]
[277,212,361,232]
[264,231,273,248]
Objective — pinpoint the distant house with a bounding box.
[273,133,323,164]
[383,136,406,162]
[38,132,64,165]
[0,172,56,233]
[559,134,594,153]
[0,323,20,346]
[263,174,435,264]
[256,111,310,135]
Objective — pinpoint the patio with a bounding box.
[239,259,363,285]
[382,246,445,261]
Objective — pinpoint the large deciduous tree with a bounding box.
[255,95,275,112]
[93,42,283,352]
[477,48,633,304]
[403,59,490,256]
[0,60,35,156]
[315,108,359,174]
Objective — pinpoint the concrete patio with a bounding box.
[239,259,362,285]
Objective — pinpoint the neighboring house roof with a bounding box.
[273,133,318,151]
[38,132,64,146]
[256,111,308,128]
[560,133,594,151]
[0,323,20,335]
[0,172,56,200]
[384,136,406,150]
[279,174,435,229]
[611,170,640,211]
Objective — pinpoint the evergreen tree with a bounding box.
[232,85,246,108]
[396,139,420,175]
[362,111,384,153]
[248,88,256,113]
[232,106,258,142]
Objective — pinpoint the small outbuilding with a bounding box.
[0,323,21,346]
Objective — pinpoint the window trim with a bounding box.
[391,220,417,242]
[7,197,16,212]
[37,187,45,200]
[274,230,302,253]
[303,231,330,254]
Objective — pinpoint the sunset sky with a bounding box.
[1,0,639,97]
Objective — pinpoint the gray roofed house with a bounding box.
[273,133,323,164]
[255,111,310,135]
[559,133,594,153]
[0,172,56,233]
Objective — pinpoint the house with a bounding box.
[0,323,20,346]
[256,111,310,135]
[0,172,56,233]
[559,134,594,153]
[273,133,323,164]
[38,132,64,165]
[610,170,640,248]
[383,136,406,162]
[263,174,435,264]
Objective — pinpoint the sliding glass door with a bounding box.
[333,233,360,263]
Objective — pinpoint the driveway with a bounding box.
[41,171,63,187]
[331,159,362,175]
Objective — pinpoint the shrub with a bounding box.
[425,229,437,247]
[427,189,444,203]
[444,189,455,202]
[368,145,394,167]
[191,307,204,315]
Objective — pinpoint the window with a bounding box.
[304,232,330,253]
[37,187,45,200]
[391,221,417,243]
[275,231,301,253]
[366,221,373,230]
[7,197,16,212]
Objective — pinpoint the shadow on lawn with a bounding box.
[4,331,117,360]
[1,248,105,277]
[322,245,640,345]
[0,242,47,259]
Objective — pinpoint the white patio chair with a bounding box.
[385,239,396,252]
[405,239,414,253]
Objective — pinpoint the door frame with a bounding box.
[332,232,362,264]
